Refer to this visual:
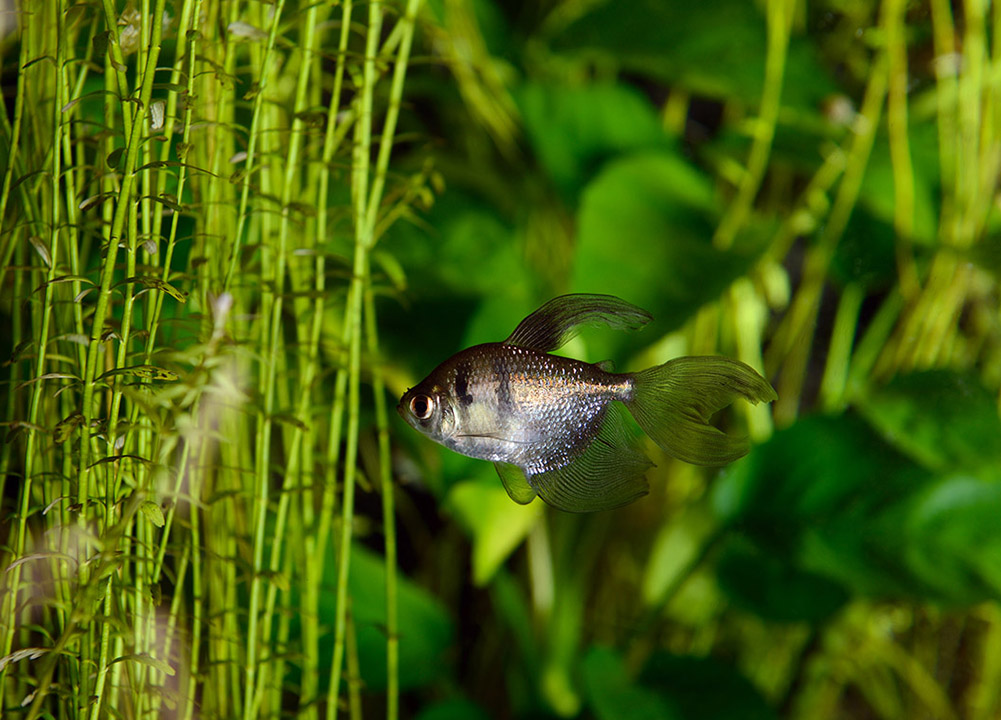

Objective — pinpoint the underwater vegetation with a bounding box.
[2,1,1001,719]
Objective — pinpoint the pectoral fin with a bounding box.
[526,404,651,513]
[495,463,537,505]
[503,294,652,352]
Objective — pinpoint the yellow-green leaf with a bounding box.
[54,412,84,444]
[140,500,165,528]
[446,475,543,586]
[98,365,179,382]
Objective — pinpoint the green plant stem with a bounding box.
[713,0,792,250]
[223,0,286,293]
[142,0,201,362]
[329,4,386,717]
[302,2,354,715]
[819,281,864,409]
[346,606,364,720]
[0,7,34,290]
[363,284,399,720]
[241,1,289,715]
[883,0,920,299]
[771,50,887,424]
[79,0,166,538]
[1,0,66,688]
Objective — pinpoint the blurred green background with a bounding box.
[2,0,1001,719]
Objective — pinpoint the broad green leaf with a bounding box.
[553,0,836,110]
[830,210,900,290]
[347,544,454,690]
[711,414,920,527]
[583,647,680,720]
[716,535,848,623]
[714,413,1001,605]
[642,653,778,720]
[712,414,933,599]
[446,475,543,586]
[898,475,1001,604]
[573,152,770,353]
[516,81,668,200]
[415,698,491,720]
[857,371,1001,476]
[642,503,719,607]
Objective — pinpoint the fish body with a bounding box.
[399,294,777,512]
[407,342,631,475]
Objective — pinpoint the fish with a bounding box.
[398,294,777,513]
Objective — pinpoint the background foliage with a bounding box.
[2,0,1001,719]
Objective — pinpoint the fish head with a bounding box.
[398,381,457,444]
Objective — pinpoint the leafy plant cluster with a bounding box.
[2,1,1001,719]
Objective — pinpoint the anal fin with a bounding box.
[527,404,651,513]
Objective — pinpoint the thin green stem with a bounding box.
[329,4,385,716]
[363,284,399,720]
[713,0,793,250]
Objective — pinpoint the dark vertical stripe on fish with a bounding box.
[492,354,513,410]
[454,359,473,406]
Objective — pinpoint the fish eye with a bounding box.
[409,394,434,420]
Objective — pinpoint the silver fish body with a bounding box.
[402,342,632,475]
[398,294,777,512]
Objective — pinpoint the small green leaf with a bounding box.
[16,372,80,390]
[272,413,308,431]
[111,652,175,677]
[28,236,51,267]
[98,365,179,382]
[0,647,49,673]
[373,249,407,292]
[92,30,111,57]
[151,193,184,213]
[53,412,84,445]
[122,276,188,302]
[88,454,154,469]
[261,570,290,592]
[106,147,125,169]
[140,500,165,528]
[227,21,267,40]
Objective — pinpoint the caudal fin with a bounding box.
[626,356,777,466]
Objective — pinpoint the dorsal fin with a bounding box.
[503,294,652,353]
